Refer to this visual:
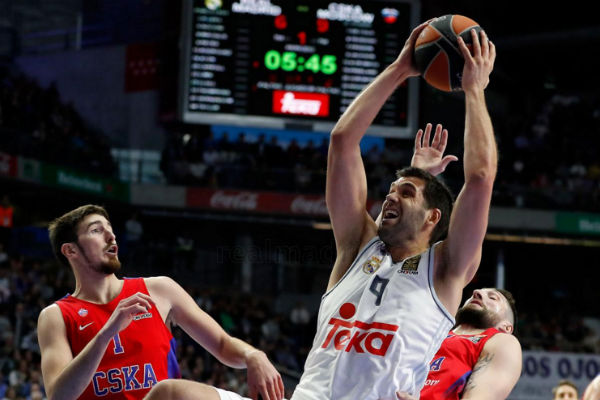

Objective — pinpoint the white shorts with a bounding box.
[214,388,288,400]
[214,388,250,400]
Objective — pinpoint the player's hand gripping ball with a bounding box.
[414,15,483,92]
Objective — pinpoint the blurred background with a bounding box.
[0,1,599,399]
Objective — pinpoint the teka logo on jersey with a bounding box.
[273,91,329,116]
[321,303,398,356]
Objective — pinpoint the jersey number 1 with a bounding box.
[112,333,124,354]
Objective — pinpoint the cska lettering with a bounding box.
[320,303,398,357]
[93,363,157,395]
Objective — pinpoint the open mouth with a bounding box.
[105,245,118,256]
[382,209,399,220]
[469,300,483,307]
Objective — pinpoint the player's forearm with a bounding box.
[216,336,262,368]
[330,60,411,145]
[462,90,497,183]
[48,330,113,400]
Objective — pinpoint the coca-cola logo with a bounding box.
[210,191,258,210]
[291,196,328,216]
[273,90,329,116]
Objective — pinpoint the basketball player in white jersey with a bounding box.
[291,20,497,400]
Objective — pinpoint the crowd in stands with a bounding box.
[0,66,117,178]
[495,92,600,211]
[160,90,600,212]
[160,131,330,194]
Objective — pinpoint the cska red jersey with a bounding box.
[420,327,500,400]
[56,278,181,400]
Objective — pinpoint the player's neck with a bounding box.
[452,324,489,335]
[386,238,429,263]
[72,273,123,304]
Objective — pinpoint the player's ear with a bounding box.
[498,320,513,334]
[61,243,78,259]
[427,208,441,226]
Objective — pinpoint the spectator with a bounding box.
[552,379,579,399]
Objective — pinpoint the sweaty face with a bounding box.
[75,214,121,274]
[377,177,428,246]
[554,386,578,400]
[455,288,508,330]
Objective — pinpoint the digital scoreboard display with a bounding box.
[179,0,419,137]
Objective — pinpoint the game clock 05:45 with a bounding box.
[264,50,338,74]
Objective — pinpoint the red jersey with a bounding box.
[420,327,500,400]
[56,278,181,400]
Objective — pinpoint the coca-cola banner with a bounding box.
[187,188,381,218]
[187,188,329,217]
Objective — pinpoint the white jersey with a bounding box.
[291,237,455,400]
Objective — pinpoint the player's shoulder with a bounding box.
[144,275,181,294]
[484,331,521,354]
[37,303,64,327]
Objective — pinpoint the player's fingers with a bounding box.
[123,291,153,305]
[123,304,148,317]
[456,36,471,61]
[277,375,285,400]
[260,382,274,400]
[431,124,443,148]
[422,123,432,147]
[269,375,283,400]
[248,385,258,400]
[117,296,150,312]
[122,296,152,312]
[414,129,423,150]
[410,20,433,41]
[470,29,481,58]
[480,30,489,59]
[441,155,459,170]
[489,40,497,64]
[439,129,449,150]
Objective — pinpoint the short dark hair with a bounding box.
[552,379,578,397]
[48,205,109,268]
[496,288,518,333]
[395,167,454,245]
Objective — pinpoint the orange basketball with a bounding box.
[414,15,482,92]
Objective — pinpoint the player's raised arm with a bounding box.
[325,21,429,290]
[435,29,498,312]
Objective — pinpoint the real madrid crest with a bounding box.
[362,255,382,274]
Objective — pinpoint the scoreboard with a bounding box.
[179,0,419,137]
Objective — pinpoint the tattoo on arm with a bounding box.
[464,353,495,392]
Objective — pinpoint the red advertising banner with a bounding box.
[272,90,330,117]
[187,188,380,218]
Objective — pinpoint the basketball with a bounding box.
[414,15,483,92]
